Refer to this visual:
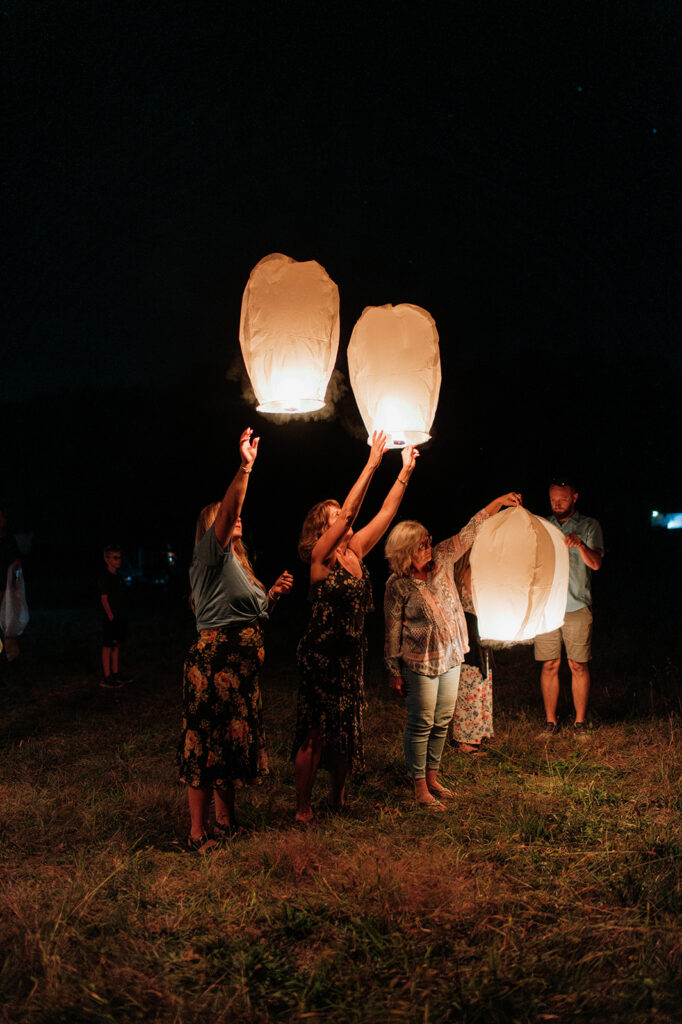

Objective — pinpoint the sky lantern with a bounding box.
[347,303,441,447]
[470,507,569,644]
[239,253,340,413]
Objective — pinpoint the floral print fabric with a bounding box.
[293,561,373,775]
[177,621,269,789]
[449,611,493,745]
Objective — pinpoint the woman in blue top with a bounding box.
[178,428,293,852]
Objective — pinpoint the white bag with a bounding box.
[0,566,30,638]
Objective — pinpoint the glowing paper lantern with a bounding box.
[239,253,340,413]
[347,304,441,447]
[470,507,569,643]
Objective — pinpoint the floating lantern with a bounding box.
[239,253,340,413]
[470,507,569,643]
[347,303,441,447]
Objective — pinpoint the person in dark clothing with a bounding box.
[98,545,130,688]
[0,505,23,662]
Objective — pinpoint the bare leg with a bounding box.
[540,659,561,723]
[187,785,211,841]
[295,732,321,824]
[102,646,112,678]
[425,767,453,798]
[414,777,446,810]
[326,748,349,809]
[214,784,236,828]
[111,643,120,675]
[569,660,591,723]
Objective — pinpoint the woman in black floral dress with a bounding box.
[293,433,418,824]
[178,428,293,852]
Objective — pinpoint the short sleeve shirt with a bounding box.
[98,571,127,619]
[548,511,604,612]
[0,535,20,589]
[190,525,268,632]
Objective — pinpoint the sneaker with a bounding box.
[99,675,123,689]
[573,721,590,740]
[537,720,559,738]
[111,673,134,685]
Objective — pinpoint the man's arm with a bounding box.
[565,533,603,570]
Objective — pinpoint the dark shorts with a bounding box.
[102,616,128,646]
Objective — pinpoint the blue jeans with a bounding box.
[402,664,461,779]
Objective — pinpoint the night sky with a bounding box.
[3,1,680,579]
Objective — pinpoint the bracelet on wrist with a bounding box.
[240,465,252,475]
[397,476,409,486]
[267,588,279,602]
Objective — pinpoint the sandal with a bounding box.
[185,833,217,854]
[416,798,448,813]
[213,820,244,840]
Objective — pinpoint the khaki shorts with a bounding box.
[534,606,593,663]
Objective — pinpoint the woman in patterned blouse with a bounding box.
[384,492,522,810]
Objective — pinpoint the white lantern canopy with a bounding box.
[470,507,569,644]
[239,253,340,413]
[347,304,441,447]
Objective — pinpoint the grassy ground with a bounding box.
[0,602,680,1024]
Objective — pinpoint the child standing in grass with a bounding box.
[98,544,130,689]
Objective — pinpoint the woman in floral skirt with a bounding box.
[178,428,293,852]
[293,433,418,825]
[449,548,493,754]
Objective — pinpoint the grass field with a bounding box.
[1,598,680,1024]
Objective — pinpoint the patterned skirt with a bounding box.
[177,621,269,789]
[449,612,494,745]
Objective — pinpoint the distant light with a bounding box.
[652,128,657,134]
[577,86,583,92]
[651,510,682,530]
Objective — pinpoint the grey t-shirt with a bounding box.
[190,525,268,632]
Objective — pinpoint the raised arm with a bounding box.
[483,492,523,515]
[311,431,387,568]
[213,428,259,548]
[351,446,419,559]
[439,492,523,562]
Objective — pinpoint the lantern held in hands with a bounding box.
[239,253,340,413]
[347,303,441,447]
[470,507,569,644]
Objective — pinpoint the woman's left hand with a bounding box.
[269,571,294,598]
[239,427,260,471]
[496,492,523,508]
[401,445,419,472]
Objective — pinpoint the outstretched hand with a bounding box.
[367,430,389,469]
[401,445,419,472]
[239,427,260,470]
[270,570,294,598]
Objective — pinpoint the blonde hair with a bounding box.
[385,520,428,576]
[194,501,264,590]
[298,500,340,563]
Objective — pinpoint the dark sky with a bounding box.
[3,1,681,555]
